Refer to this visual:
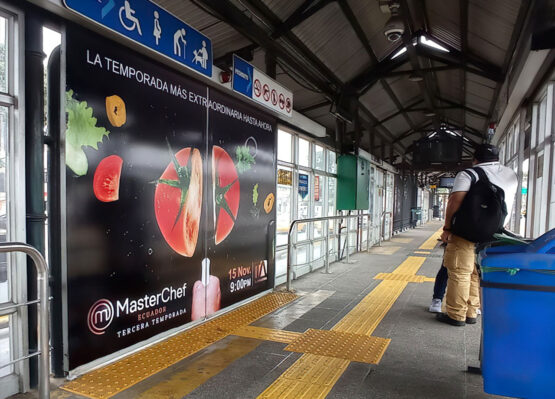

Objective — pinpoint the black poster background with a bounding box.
[65,26,276,370]
[207,89,276,308]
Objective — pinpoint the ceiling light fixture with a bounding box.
[408,72,423,82]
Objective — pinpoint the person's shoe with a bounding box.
[476,308,482,315]
[428,298,442,313]
[466,316,477,324]
[436,312,465,326]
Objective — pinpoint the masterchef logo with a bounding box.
[87,299,114,335]
[86,283,188,335]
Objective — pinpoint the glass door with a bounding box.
[0,4,25,398]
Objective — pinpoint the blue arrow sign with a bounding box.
[64,0,212,78]
[232,55,254,98]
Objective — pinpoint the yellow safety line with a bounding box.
[257,255,427,399]
[414,250,431,254]
[61,292,297,399]
[418,227,443,250]
[136,336,261,399]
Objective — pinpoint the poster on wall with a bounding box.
[65,25,276,370]
[207,90,276,308]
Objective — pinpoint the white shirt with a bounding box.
[452,161,518,227]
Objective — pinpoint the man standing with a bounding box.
[437,144,517,326]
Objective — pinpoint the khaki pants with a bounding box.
[444,234,480,321]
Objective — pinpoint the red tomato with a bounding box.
[93,155,123,202]
[155,148,203,257]
[212,146,240,244]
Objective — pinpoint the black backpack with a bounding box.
[451,167,507,243]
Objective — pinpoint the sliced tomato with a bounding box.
[93,155,123,202]
[154,147,203,257]
[212,146,240,245]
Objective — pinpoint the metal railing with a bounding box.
[286,213,372,291]
[0,243,49,399]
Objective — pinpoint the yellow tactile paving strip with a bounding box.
[374,272,429,283]
[62,292,297,399]
[233,325,302,344]
[414,250,431,254]
[418,227,443,250]
[285,328,390,364]
[257,255,427,399]
[258,354,350,399]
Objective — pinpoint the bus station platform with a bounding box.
[14,221,497,399]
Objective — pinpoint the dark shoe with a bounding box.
[436,312,465,326]
[466,317,477,324]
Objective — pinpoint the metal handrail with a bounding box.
[0,243,49,399]
[286,213,371,291]
[378,211,393,247]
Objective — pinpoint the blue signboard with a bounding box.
[232,55,254,98]
[64,0,212,78]
[298,174,309,199]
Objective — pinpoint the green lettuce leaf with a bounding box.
[65,90,110,176]
[235,145,255,174]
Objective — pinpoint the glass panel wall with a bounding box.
[275,128,338,283]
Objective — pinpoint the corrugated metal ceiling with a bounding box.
[152,0,528,147]
[291,2,372,82]
[468,0,522,66]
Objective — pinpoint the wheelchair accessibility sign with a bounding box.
[64,0,212,78]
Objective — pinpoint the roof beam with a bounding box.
[338,0,417,130]
[436,96,488,118]
[460,0,468,145]
[483,0,532,131]
[392,120,434,144]
[399,0,441,131]
[375,99,424,126]
[272,0,334,39]
[420,31,505,80]
[349,52,410,93]
[384,65,459,77]
[196,0,334,95]
[238,0,344,88]
[213,43,258,69]
[415,42,503,82]
[442,120,485,141]
[298,100,331,113]
[197,0,407,158]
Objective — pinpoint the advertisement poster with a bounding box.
[65,25,275,370]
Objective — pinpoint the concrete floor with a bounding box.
[11,221,501,399]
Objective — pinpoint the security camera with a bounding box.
[383,3,404,42]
